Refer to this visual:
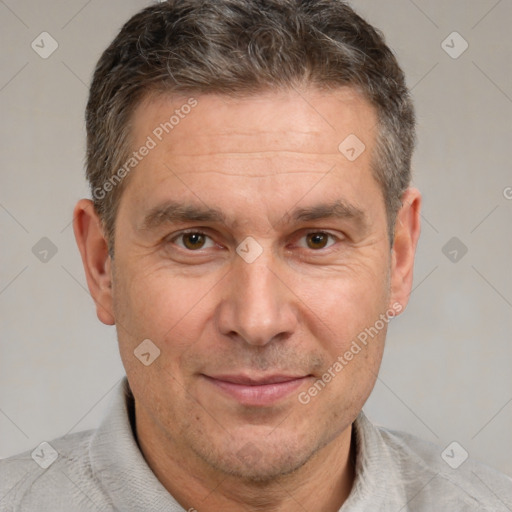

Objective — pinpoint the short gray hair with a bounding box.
[86,0,415,250]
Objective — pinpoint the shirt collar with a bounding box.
[89,377,184,511]
[341,409,407,510]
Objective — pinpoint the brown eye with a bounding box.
[305,232,331,250]
[181,233,207,250]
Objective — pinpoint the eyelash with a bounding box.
[169,229,340,252]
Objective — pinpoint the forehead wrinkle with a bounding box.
[172,169,331,179]
[169,150,341,157]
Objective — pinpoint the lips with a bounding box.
[208,374,305,385]
[201,373,311,406]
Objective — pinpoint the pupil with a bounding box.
[185,233,204,249]
[308,233,327,249]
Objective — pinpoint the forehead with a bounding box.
[119,87,382,230]
[131,87,377,160]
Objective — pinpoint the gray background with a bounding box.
[1,0,511,478]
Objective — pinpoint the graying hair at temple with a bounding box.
[85,0,415,251]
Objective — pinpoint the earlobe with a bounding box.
[389,188,422,313]
[73,199,115,325]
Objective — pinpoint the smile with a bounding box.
[201,374,312,406]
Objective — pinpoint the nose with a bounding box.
[216,250,298,346]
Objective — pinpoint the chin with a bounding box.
[190,433,318,484]
[210,452,309,484]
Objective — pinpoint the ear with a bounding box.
[73,199,115,325]
[389,188,422,313]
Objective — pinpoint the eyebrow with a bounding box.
[141,201,227,231]
[286,200,366,226]
[140,199,367,232]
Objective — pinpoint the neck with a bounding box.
[134,402,356,512]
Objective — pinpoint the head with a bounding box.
[74,0,421,484]
[86,0,416,251]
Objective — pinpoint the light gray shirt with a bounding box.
[1,378,511,511]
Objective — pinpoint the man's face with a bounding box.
[107,88,407,480]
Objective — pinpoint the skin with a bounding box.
[73,87,421,512]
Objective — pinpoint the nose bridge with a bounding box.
[217,247,297,346]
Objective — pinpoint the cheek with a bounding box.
[295,260,390,353]
[112,265,218,418]
[112,263,220,363]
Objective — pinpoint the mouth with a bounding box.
[201,373,312,406]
